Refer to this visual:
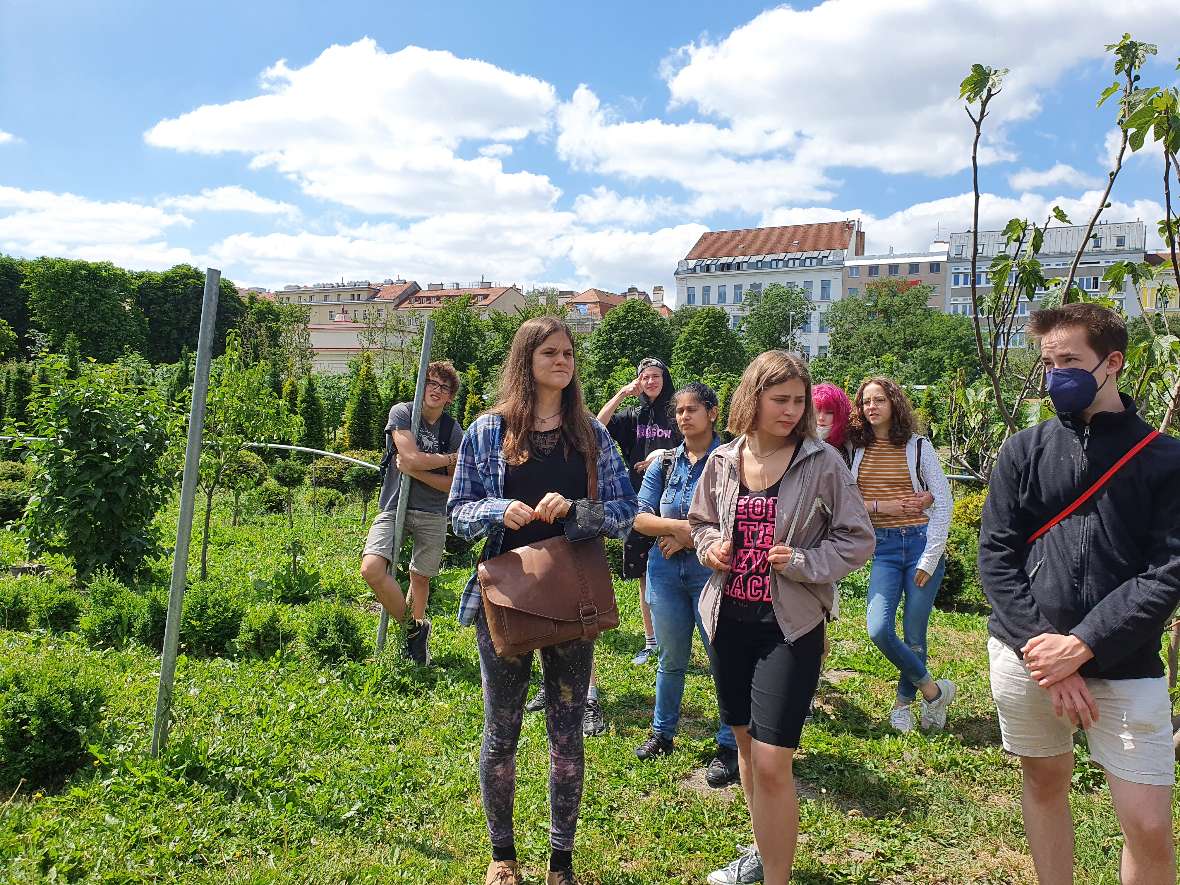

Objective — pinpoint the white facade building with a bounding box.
[673,221,865,357]
[947,221,1146,345]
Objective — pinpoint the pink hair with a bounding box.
[812,383,851,449]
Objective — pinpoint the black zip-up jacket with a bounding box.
[979,395,1180,680]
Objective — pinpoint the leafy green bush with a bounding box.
[0,461,32,484]
[79,569,144,648]
[939,491,988,611]
[309,456,351,493]
[0,577,32,630]
[137,586,169,651]
[268,540,322,605]
[0,479,29,525]
[237,603,300,659]
[251,479,287,515]
[301,601,367,665]
[303,487,345,512]
[29,581,83,633]
[23,355,172,581]
[0,656,105,790]
[180,583,244,657]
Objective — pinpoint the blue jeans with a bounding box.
[865,525,947,704]
[646,550,736,749]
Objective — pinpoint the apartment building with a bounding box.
[674,220,865,357]
[843,244,948,310]
[946,221,1146,345]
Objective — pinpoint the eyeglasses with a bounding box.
[425,380,452,393]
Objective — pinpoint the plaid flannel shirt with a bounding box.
[447,413,638,626]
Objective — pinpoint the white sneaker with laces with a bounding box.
[707,844,763,884]
[920,678,956,731]
[889,705,915,733]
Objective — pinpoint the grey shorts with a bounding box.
[363,509,448,578]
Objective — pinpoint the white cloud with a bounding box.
[478,143,514,158]
[663,0,1180,179]
[159,185,300,217]
[0,185,195,268]
[0,130,17,145]
[145,39,561,216]
[556,85,833,214]
[208,209,578,288]
[562,223,708,292]
[761,190,1166,254]
[572,186,682,226]
[1008,164,1103,191]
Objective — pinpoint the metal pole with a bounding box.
[151,268,220,757]
[376,319,435,653]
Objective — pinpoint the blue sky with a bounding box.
[1,0,1177,296]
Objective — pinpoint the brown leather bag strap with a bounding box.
[576,444,601,629]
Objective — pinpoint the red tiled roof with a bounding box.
[1145,251,1175,267]
[402,286,518,310]
[375,281,419,301]
[571,288,624,306]
[685,221,859,260]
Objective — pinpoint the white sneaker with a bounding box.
[920,679,956,731]
[707,845,763,884]
[889,705,915,733]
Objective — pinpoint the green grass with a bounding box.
[0,494,1176,884]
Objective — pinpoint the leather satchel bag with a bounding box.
[477,461,618,657]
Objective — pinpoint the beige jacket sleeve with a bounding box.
[779,453,875,585]
[688,449,725,567]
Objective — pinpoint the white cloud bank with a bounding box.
[159,185,300,218]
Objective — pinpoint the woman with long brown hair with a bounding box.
[689,351,874,885]
[848,377,954,734]
[448,316,637,885]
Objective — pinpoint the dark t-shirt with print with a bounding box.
[377,403,464,514]
[720,475,783,624]
[607,404,682,492]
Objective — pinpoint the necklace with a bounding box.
[744,437,793,489]
[534,408,561,425]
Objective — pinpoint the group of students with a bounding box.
[358,304,1180,885]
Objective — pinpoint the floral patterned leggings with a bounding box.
[475,611,595,853]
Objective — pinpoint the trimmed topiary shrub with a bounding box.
[938,489,989,611]
[0,577,32,631]
[79,569,144,648]
[0,479,29,525]
[0,656,105,790]
[136,586,169,651]
[309,455,351,493]
[0,461,32,484]
[301,601,367,665]
[303,487,345,513]
[252,478,287,515]
[180,583,244,657]
[29,582,83,634]
[237,603,300,659]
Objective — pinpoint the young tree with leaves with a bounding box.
[738,282,810,356]
[584,299,673,389]
[298,374,327,452]
[671,307,745,381]
[133,264,245,364]
[23,258,147,361]
[425,296,486,373]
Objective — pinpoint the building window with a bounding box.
[734,283,743,303]
[1116,235,1126,248]
[703,285,711,304]
[868,265,880,276]
[908,263,920,274]
[929,262,941,273]
[686,286,695,305]
[771,259,783,269]
[1091,236,1101,249]
[888,264,900,276]
[848,287,858,297]
[819,311,829,333]
[818,345,829,357]
[820,279,831,301]
[730,314,740,329]
[717,285,727,304]
[328,310,336,321]
[848,266,860,278]
[802,344,812,358]
[804,257,816,267]
[802,280,813,298]
[750,282,762,295]
[802,313,813,333]
[954,244,965,256]
[1159,292,1170,310]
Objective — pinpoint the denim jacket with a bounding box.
[638,435,721,525]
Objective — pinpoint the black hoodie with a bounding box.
[979,395,1180,680]
[606,362,682,492]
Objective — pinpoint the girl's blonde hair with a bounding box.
[726,350,815,439]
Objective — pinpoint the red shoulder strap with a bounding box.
[1028,430,1160,544]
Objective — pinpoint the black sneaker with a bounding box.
[525,686,547,712]
[634,732,674,760]
[404,618,431,666]
[582,698,606,737]
[705,744,740,788]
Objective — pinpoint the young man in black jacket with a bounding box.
[980,304,1180,885]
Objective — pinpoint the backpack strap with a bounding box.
[439,411,458,454]
[1028,430,1160,544]
[660,449,676,491]
[914,437,928,491]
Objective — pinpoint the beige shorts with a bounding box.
[363,509,447,577]
[988,636,1175,787]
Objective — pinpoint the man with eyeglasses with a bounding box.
[361,360,465,666]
